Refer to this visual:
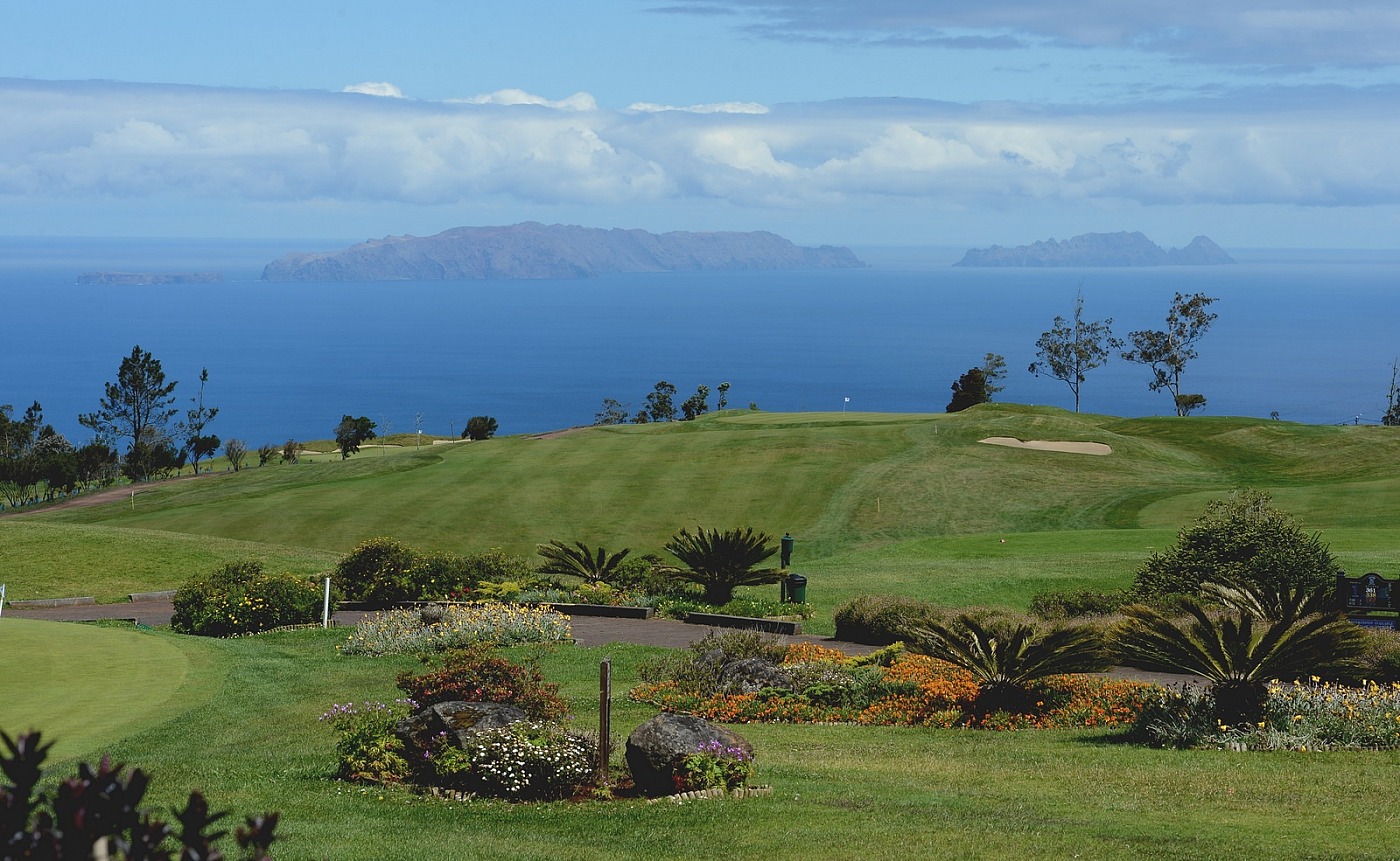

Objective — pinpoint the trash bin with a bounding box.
[780,533,794,569]
[780,573,807,604]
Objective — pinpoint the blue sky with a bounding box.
[3,0,1399,247]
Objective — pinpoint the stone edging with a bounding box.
[683,612,802,635]
[646,785,775,804]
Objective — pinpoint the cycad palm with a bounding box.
[536,540,630,585]
[1114,583,1365,726]
[663,526,779,605]
[912,615,1110,715]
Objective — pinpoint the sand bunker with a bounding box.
[979,437,1112,456]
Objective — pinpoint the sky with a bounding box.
[3,1,1400,248]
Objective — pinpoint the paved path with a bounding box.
[5,597,1198,687]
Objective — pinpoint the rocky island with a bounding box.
[261,222,864,281]
[78,272,223,286]
[954,232,1234,267]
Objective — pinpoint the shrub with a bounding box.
[674,740,753,792]
[1,729,277,860]
[171,560,322,637]
[429,721,592,800]
[663,526,781,605]
[340,603,572,656]
[1029,588,1133,620]
[719,596,814,620]
[318,700,414,783]
[335,537,422,605]
[833,594,949,645]
[395,644,570,720]
[536,540,630,585]
[1352,629,1400,684]
[1133,489,1341,599]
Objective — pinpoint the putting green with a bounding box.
[0,618,201,759]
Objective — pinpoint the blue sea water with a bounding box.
[2,236,1398,446]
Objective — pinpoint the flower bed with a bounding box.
[630,640,1155,729]
[340,603,572,656]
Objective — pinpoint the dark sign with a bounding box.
[1337,572,1396,610]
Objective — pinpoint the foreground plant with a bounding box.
[1114,582,1367,727]
[340,603,572,656]
[1,729,277,860]
[674,740,753,792]
[911,615,1111,715]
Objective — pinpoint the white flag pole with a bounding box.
[322,577,332,628]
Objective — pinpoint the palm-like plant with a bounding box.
[663,526,780,605]
[912,615,1111,715]
[535,540,630,585]
[1114,583,1366,727]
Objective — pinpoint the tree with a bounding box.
[1384,360,1400,426]
[1122,292,1218,416]
[281,439,300,464]
[123,425,181,481]
[225,438,248,472]
[536,540,631,585]
[334,415,376,459]
[1028,293,1121,413]
[716,381,731,410]
[593,398,630,426]
[257,443,278,466]
[464,415,498,441]
[680,385,710,420]
[1133,489,1341,599]
[663,526,781,605]
[1114,583,1366,727]
[980,353,1008,396]
[913,615,1110,715]
[946,367,990,412]
[642,381,678,423]
[79,345,179,451]
[74,440,118,489]
[179,367,220,474]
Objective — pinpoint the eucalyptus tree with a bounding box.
[1122,292,1218,416]
[1028,293,1121,413]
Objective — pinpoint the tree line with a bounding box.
[946,291,1219,417]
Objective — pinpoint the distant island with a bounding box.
[261,222,865,281]
[77,272,222,286]
[954,232,1234,267]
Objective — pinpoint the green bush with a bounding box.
[834,594,950,645]
[395,644,571,721]
[719,596,814,620]
[1029,588,1132,620]
[1133,489,1341,599]
[1351,628,1400,684]
[335,537,421,605]
[318,700,413,784]
[171,560,322,637]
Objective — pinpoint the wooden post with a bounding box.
[598,657,612,783]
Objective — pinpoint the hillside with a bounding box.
[14,406,1400,612]
[261,222,865,281]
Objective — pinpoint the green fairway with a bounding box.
[0,618,210,758]
[6,623,1393,861]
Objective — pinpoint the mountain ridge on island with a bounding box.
[954,231,1234,267]
[261,222,865,281]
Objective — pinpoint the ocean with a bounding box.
[3,237,1398,446]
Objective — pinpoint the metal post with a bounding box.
[598,658,612,783]
[0,583,6,621]
[322,577,332,628]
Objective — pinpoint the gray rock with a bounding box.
[718,657,794,694]
[625,713,753,797]
[394,702,528,753]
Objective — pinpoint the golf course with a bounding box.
[3,404,1399,860]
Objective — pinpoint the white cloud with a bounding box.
[342,81,405,98]
[1,79,1398,221]
[628,101,769,114]
[455,89,598,112]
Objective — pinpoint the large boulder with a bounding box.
[718,657,794,694]
[625,713,752,797]
[395,701,527,753]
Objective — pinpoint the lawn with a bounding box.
[5,622,1395,861]
[6,407,1400,858]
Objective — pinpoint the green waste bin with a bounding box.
[780,573,807,604]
